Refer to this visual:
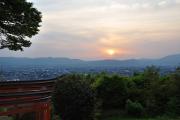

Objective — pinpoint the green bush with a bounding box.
[164,68,180,116]
[94,74,128,109]
[51,67,180,119]
[166,97,180,117]
[53,74,96,120]
[125,99,144,117]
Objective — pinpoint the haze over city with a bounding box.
[1,0,180,60]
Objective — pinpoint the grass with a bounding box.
[101,109,180,120]
[104,116,180,120]
[0,116,13,120]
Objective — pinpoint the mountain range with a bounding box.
[0,54,180,67]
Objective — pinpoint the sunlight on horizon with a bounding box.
[106,49,116,56]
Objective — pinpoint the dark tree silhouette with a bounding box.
[0,0,42,51]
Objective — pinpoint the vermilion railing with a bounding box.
[0,79,56,120]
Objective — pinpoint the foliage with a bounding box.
[0,116,13,120]
[125,99,144,117]
[0,0,42,51]
[52,66,180,119]
[103,116,180,120]
[166,97,180,117]
[0,107,7,112]
[165,67,180,116]
[53,74,96,120]
[94,74,128,109]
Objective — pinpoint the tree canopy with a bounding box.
[52,67,180,119]
[0,0,42,51]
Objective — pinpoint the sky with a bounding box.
[0,0,180,60]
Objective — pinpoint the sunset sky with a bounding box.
[1,0,180,60]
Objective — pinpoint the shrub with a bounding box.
[125,99,144,117]
[53,74,96,120]
[165,68,180,116]
[166,97,180,117]
[94,74,128,109]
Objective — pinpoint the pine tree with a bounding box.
[0,0,42,51]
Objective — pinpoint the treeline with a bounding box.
[53,66,180,120]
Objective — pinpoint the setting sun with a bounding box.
[106,49,115,56]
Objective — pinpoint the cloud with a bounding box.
[2,0,180,59]
[176,0,180,3]
[158,1,168,6]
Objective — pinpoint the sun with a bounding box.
[106,49,115,56]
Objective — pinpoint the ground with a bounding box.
[104,116,180,120]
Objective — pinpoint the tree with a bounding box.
[142,66,160,116]
[125,99,144,117]
[166,67,180,116]
[53,74,96,120]
[94,74,128,109]
[0,0,42,51]
[143,66,159,89]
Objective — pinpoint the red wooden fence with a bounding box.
[0,79,56,120]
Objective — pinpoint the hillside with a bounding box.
[0,54,180,67]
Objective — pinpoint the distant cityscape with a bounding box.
[1,53,180,81]
[0,64,177,81]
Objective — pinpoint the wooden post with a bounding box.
[35,111,42,120]
[42,102,51,120]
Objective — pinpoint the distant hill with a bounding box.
[0,54,180,67]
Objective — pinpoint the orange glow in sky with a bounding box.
[106,49,116,56]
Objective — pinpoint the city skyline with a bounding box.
[0,0,180,60]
